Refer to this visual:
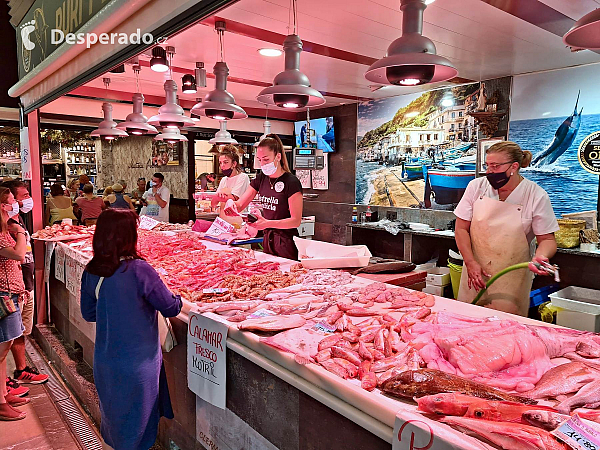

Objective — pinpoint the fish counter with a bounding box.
[37,225,600,450]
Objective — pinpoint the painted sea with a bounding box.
[356,160,382,204]
[509,113,599,216]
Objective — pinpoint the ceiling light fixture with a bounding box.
[254,106,271,147]
[191,22,247,121]
[257,0,325,109]
[150,46,169,72]
[182,74,197,94]
[365,0,457,86]
[209,121,238,145]
[148,47,195,129]
[155,126,188,144]
[90,78,129,141]
[195,62,207,88]
[117,65,158,136]
[563,9,600,50]
[258,48,283,57]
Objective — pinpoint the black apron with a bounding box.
[263,228,299,261]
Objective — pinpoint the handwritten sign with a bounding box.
[553,414,600,450]
[138,215,159,230]
[43,241,56,283]
[187,312,228,408]
[205,217,235,238]
[20,127,32,180]
[296,169,312,189]
[65,256,85,299]
[311,153,329,190]
[55,245,65,283]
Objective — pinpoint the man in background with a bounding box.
[140,173,170,222]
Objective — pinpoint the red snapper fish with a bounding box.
[417,393,557,423]
[441,417,569,450]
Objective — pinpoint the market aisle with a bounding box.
[0,338,101,450]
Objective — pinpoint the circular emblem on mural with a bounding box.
[578,131,600,174]
[274,181,284,193]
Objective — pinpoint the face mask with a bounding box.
[261,161,278,176]
[486,170,511,190]
[6,202,19,218]
[20,198,34,213]
[222,168,233,177]
[150,181,156,187]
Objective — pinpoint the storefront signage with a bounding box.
[187,312,228,409]
[55,245,65,283]
[553,414,600,450]
[16,0,109,78]
[20,127,32,180]
[578,131,600,174]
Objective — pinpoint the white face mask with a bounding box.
[7,202,19,218]
[261,161,278,176]
[20,198,34,213]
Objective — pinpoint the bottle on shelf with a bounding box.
[366,206,372,222]
[352,206,358,224]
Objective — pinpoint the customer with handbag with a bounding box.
[80,209,182,450]
[0,186,30,420]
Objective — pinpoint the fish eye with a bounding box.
[474,410,484,418]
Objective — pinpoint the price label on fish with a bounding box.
[553,414,600,450]
[187,312,228,409]
[205,217,235,239]
[138,215,160,230]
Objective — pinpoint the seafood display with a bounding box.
[32,223,95,240]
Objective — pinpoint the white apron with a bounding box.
[457,195,533,316]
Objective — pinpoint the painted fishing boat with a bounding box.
[532,92,582,167]
[423,165,475,205]
[403,163,425,180]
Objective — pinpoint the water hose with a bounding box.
[471,262,531,305]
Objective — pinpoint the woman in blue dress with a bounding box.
[80,209,182,449]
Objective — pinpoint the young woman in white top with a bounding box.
[454,141,559,316]
[211,145,250,225]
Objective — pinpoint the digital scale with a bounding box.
[293,147,324,170]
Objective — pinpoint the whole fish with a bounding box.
[361,372,378,391]
[524,362,598,399]
[315,349,332,363]
[522,410,570,431]
[357,341,373,361]
[238,314,306,332]
[557,379,600,414]
[320,359,348,379]
[333,358,358,378]
[441,417,569,450]
[371,347,411,373]
[381,369,537,404]
[417,393,556,423]
[576,340,600,358]
[331,346,362,367]
[317,334,343,352]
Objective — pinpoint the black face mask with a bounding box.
[486,170,511,190]
[222,168,233,177]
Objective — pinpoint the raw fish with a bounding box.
[333,358,358,378]
[523,362,598,399]
[260,322,324,364]
[381,369,537,404]
[557,379,600,414]
[238,314,306,332]
[320,359,348,379]
[441,417,569,450]
[317,334,343,351]
[522,410,571,431]
[576,340,600,358]
[330,346,362,367]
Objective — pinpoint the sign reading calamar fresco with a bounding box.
[16,0,110,78]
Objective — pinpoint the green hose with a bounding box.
[471,262,531,305]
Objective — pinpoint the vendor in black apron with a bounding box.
[224,134,303,260]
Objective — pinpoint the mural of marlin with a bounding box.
[532,91,583,167]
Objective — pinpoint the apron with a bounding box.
[457,195,533,316]
[263,229,299,261]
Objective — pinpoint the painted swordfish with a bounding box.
[531,91,583,167]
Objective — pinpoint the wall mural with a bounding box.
[509,65,600,217]
[356,77,511,208]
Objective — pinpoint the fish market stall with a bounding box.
[37,224,600,450]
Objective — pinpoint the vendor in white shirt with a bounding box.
[454,141,559,316]
[140,172,170,222]
[211,145,250,226]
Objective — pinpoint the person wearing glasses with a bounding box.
[454,141,559,316]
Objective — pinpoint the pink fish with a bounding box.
[374,328,386,352]
[371,347,411,373]
[342,331,360,343]
[320,359,348,379]
[331,346,362,367]
[333,358,359,378]
[327,310,343,325]
[317,334,342,351]
[361,372,378,391]
[238,314,306,332]
[315,349,332,363]
[358,341,373,361]
[346,308,378,317]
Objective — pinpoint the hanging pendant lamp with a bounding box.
[257,0,324,109]
[148,46,195,129]
[365,0,457,86]
[117,65,158,136]
[90,78,129,141]
[191,22,247,120]
[563,9,600,50]
[209,121,238,145]
[254,107,272,147]
[154,126,188,144]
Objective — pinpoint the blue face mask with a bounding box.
[150,181,156,187]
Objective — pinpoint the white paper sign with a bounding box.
[296,169,312,189]
[20,127,32,181]
[311,153,329,190]
[65,256,84,299]
[44,241,56,283]
[187,312,228,409]
[55,246,66,283]
[138,215,160,230]
[205,217,235,238]
[68,292,96,342]
[553,414,600,450]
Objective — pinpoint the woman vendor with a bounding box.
[211,145,250,226]
[224,134,303,260]
[454,141,559,316]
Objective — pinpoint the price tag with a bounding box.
[247,309,276,319]
[138,215,160,230]
[187,312,228,409]
[312,321,337,333]
[205,217,235,239]
[553,414,600,450]
[202,288,229,295]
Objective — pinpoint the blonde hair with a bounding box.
[258,134,290,173]
[486,141,532,169]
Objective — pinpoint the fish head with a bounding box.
[521,410,563,431]
[417,394,469,416]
